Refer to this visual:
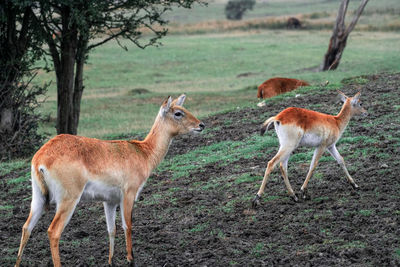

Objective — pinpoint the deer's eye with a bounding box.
[174,111,184,119]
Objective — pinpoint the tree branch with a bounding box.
[17,7,32,55]
[333,0,349,33]
[345,0,369,36]
[87,29,129,50]
[30,6,61,77]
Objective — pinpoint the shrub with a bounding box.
[225,0,255,20]
[0,71,48,160]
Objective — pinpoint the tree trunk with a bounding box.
[56,49,76,134]
[70,37,88,135]
[320,0,369,71]
[320,32,349,71]
[56,6,78,135]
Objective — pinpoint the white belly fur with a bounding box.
[81,181,122,204]
[299,132,323,147]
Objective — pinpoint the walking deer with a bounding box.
[15,94,205,266]
[252,91,367,207]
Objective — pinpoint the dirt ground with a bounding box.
[2,73,400,266]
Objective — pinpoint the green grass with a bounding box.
[251,242,265,258]
[312,196,330,203]
[235,173,261,185]
[359,209,373,216]
[339,241,366,250]
[0,205,13,210]
[158,135,278,179]
[33,28,400,138]
[0,160,29,176]
[6,174,29,185]
[187,222,209,233]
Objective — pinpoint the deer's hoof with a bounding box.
[252,194,261,208]
[351,183,360,190]
[290,194,299,202]
[127,254,137,267]
[301,188,310,200]
[128,260,137,267]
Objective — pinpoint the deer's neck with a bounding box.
[139,117,174,172]
[335,100,352,133]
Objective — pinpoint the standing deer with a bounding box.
[253,91,367,207]
[15,94,205,266]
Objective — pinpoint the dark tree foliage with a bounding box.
[225,0,255,20]
[0,0,48,160]
[29,0,201,135]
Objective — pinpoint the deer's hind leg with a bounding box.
[47,176,84,267]
[15,179,46,267]
[47,197,81,267]
[279,156,298,201]
[253,126,301,207]
[253,146,295,207]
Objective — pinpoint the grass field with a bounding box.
[31,0,400,138]
[36,29,400,138]
[166,0,400,25]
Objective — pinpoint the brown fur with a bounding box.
[275,107,340,131]
[257,77,310,99]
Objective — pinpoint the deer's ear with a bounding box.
[160,96,172,117]
[353,91,361,100]
[175,94,186,106]
[337,90,348,103]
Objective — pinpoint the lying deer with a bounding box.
[257,77,309,99]
[253,91,367,207]
[15,94,205,266]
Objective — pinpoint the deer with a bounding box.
[252,91,367,208]
[15,94,205,267]
[257,77,310,99]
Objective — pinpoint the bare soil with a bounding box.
[1,73,399,266]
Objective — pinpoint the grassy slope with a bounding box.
[137,73,400,265]
[2,73,399,266]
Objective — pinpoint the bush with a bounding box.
[0,71,48,161]
[1,1,48,161]
[225,0,255,20]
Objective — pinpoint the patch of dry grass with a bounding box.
[141,10,400,35]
